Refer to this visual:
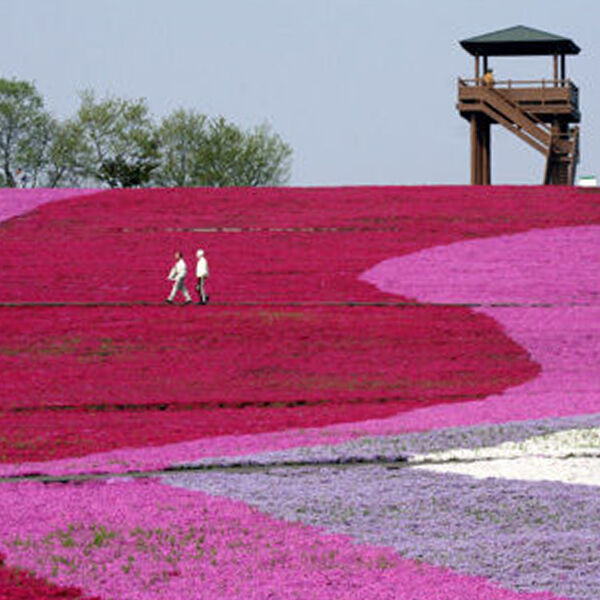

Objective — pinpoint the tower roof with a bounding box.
[460,25,580,56]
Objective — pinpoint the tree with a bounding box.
[233,121,293,186]
[74,90,160,188]
[43,119,88,188]
[0,80,293,189]
[153,110,292,187]
[0,78,90,188]
[0,78,52,187]
[17,111,54,187]
[153,109,208,187]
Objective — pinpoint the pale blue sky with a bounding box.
[0,0,597,185]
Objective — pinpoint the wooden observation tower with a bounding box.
[457,25,581,185]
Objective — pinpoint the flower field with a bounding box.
[0,186,599,598]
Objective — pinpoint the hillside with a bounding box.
[1,186,599,462]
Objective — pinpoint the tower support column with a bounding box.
[470,114,491,185]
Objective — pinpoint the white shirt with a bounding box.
[169,258,187,281]
[196,256,209,278]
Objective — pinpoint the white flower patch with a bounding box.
[410,427,600,487]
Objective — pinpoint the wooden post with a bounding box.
[470,115,478,184]
[475,55,480,82]
[561,54,566,84]
[470,115,491,184]
[553,55,559,86]
[481,117,491,185]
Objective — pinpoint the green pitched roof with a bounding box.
[460,25,580,56]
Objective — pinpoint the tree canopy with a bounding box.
[0,78,49,187]
[154,111,292,188]
[0,77,293,188]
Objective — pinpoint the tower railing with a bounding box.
[458,78,579,118]
[458,78,577,90]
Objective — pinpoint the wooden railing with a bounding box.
[458,78,578,91]
[458,78,579,114]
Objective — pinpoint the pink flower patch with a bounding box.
[359,225,600,429]
[0,480,566,600]
[0,188,101,223]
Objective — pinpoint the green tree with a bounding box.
[13,110,53,187]
[0,80,293,189]
[0,78,52,187]
[153,109,208,187]
[43,119,89,187]
[154,110,292,187]
[75,90,160,187]
[233,121,293,186]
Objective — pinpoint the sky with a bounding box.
[0,0,597,186]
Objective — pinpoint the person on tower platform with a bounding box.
[482,68,495,86]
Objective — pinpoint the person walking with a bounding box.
[166,251,192,304]
[195,249,210,304]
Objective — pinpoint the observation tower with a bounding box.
[457,25,581,185]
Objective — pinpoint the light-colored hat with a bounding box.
[196,249,204,258]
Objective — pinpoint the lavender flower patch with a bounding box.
[165,464,600,600]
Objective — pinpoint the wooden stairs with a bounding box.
[478,86,579,185]
[458,80,580,185]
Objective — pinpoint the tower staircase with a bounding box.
[473,85,579,185]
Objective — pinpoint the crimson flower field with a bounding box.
[0,186,599,599]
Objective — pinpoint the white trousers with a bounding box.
[168,278,192,302]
